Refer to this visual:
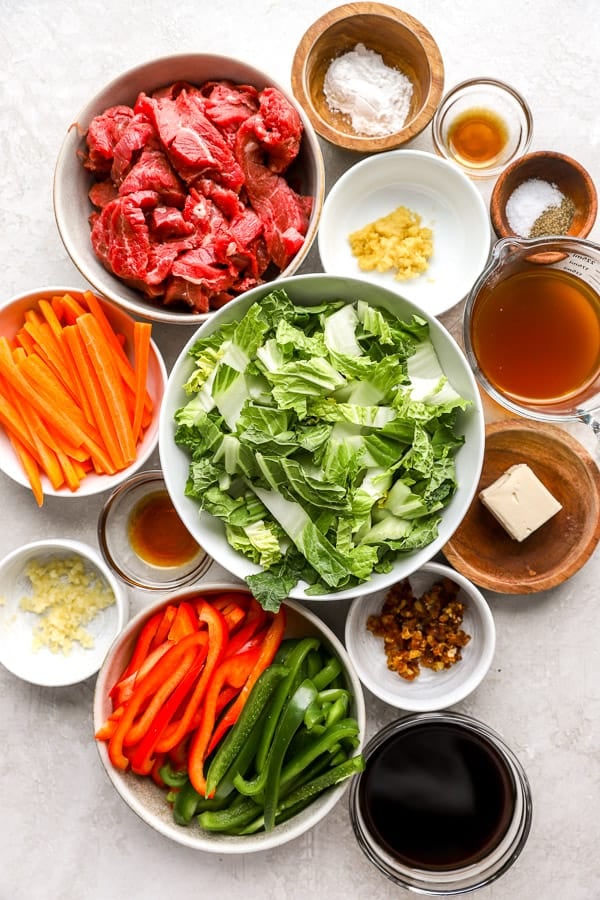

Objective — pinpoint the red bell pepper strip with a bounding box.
[106,631,207,770]
[167,734,191,772]
[109,641,175,709]
[187,645,262,796]
[206,607,287,756]
[129,647,208,776]
[113,610,163,687]
[150,753,167,788]
[94,705,124,741]
[167,600,199,642]
[223,598,267,659]
[150,604,178,649]
[155,601,228,755]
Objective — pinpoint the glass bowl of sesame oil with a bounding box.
[98,469,212,590]
[432,77,533,178]
[464,235,600,431]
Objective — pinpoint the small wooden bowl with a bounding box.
[442,420,600,594]
[291,2,444,153]
[490,150,597,239]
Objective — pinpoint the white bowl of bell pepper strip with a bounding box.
[93,582,366,852]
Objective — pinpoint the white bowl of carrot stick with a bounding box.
[0,287,167,503]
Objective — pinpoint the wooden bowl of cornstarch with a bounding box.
[291,2,444,153]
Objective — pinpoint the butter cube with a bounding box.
[479,463,562,542]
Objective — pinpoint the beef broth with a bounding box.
[358,720,515,871]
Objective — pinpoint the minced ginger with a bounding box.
[349,205,433,281]
[19,555,115,655]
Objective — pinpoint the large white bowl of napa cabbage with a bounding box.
[159,274,485,605]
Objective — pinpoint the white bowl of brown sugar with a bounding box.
[344,561,496,711]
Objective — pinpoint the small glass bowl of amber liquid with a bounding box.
[98,469,212,590]
[432,77,533,179]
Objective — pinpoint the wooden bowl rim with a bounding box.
[290,2,444,152]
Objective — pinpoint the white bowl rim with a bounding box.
[53,52,325,325]
[344,560,496,711]
[0,537,129,687]
[93,582,366,852]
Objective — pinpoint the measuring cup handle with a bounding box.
[577,410,600,439]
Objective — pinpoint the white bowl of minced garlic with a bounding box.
[319,149,491,317]
[0,538,128,686]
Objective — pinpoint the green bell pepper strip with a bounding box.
[278,718,360,795]
[254,637,320,774]
[262,678,318,832]
[194,700,273,812]
[197,796,263,833]
[305,648,323,680]
[311,656,343,691]
[237,754,366,835]
[158,762,189,788]
[325,693,349,728]
[273,638,301,664]
[204,663,289,798]
[173,778,204,826]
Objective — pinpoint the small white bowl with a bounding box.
[318,149,491,317]
[344,561,495,711]
[0,287,167,499]
[0,539,129,687]
[93,583,365,852]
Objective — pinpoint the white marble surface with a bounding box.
[1,1,599,898]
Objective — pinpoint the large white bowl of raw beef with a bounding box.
[53,54,325,324]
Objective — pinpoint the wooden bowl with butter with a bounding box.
[442,420,600,593]
[291,2,444,153]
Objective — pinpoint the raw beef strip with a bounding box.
[135,89,245,191]
[118,148,187,207]
[88,179,119,209]
[148,206,195,241]
[90,191,158,281]
[110,115,157,184]
[250,86,303,173]
[83,105,135,174]
[202,81,260,137]
[235,125,311,270]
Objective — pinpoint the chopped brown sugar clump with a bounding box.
[367,576,471,681]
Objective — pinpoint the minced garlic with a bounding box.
[349,205,434,281]
[19,555,115,655]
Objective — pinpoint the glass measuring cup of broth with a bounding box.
[464,236,600,426]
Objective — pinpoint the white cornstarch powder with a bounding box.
[323,43,414,137]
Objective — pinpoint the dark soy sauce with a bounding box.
[359,721,516,871]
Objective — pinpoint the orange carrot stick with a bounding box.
[0,375,65,490]
[63,325,126,471]
[24,320,80,405]
[14,328,35,355]
[58,292,87,325]
[132,321,152,443]
[82,290,152,414]
[77,313,137,465]
[0,339,114,475]
[7,433,44,506]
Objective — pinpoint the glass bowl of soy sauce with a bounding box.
[98,469,213,591]
[349,711,532,894]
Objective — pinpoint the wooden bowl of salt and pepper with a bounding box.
[490,150,597,240]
